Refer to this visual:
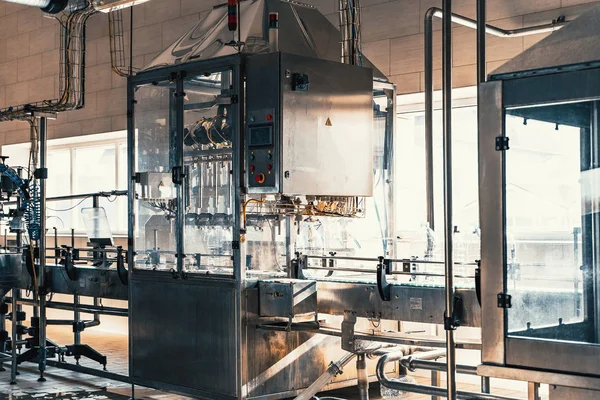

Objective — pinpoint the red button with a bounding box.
[249,165,255,172]
[266,164,272,171]
[266,114,273,121]
[255,173,265,184]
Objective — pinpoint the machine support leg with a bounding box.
[37,116,48,382]
[481,376,490,394]
[0,295,5,372]
[431,370,441,400]
[528,382,540,400]
[10,291,17,384]
[74,294,80,365]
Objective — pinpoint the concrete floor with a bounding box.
[0,326,534,400]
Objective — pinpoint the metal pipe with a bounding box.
[422,6,568,236]
[10,298,128,317]
[338,0,349,64]
[258,322,482,350]
[46,319,75,325]
[432,370,441,400]
[482,376,491,394]
[304,265,476,278]
[357,353,369,400]
[376,352,521,400]
[441,1,457,398]
[428,7,567,37]
[2,190,128,207]
[37,116,47,382]
[403,349,446,364]
[90,297,101,328]
[424,8,435,232]
[10,290,17,384]
[406,359,478,375]
[476,0,486,86]
[294,352,356,400]
[305,254,478,266]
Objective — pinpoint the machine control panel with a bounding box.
[246,108,277,191]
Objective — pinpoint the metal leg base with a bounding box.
[65,344,107,369]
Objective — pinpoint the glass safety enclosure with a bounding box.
[130,66,238,276]
[127,55,243,399]
[479,68,600,378]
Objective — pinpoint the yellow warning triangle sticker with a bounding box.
[325,118,332,126]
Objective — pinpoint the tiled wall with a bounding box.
[0,0,598,145]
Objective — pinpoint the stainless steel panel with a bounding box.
[258,279,317,318]
[478,364,600,391]
[246,287,396,398]
[506,337,600,377]
[46,266,129,300]
[478,80,506,364]
[0,253,22,294]
[280,53,373,196]
[130,278,238,398]
[550,386,600,400]
[316,281,481,327]
[142,0,386,79]
[245,52,281,194]
[503,69,600,108]
[13,264,128,300]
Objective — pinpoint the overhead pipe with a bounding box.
[423,6,568,232]
[0,2,94,121]
[3,0,82,14]
[376,352,522,400]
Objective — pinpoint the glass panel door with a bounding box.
[132,80,178,271]
[505,100,600,344]
[181,70,235,276]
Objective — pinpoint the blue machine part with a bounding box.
[0,163,41,241]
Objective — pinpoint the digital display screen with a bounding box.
[249,125,273,146]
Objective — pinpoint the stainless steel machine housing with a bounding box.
[478,6,600,395]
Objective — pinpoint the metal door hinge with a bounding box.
[495,136,509,151]
[172,166,185,185]
[497,293,512,308]
[217,94,238,105]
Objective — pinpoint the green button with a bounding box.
[250,154,255,160]
[266,154,272,159]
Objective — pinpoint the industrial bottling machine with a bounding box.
[126,0,422,398]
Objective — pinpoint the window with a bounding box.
[2,131,128,236]
[394,88,480,285]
